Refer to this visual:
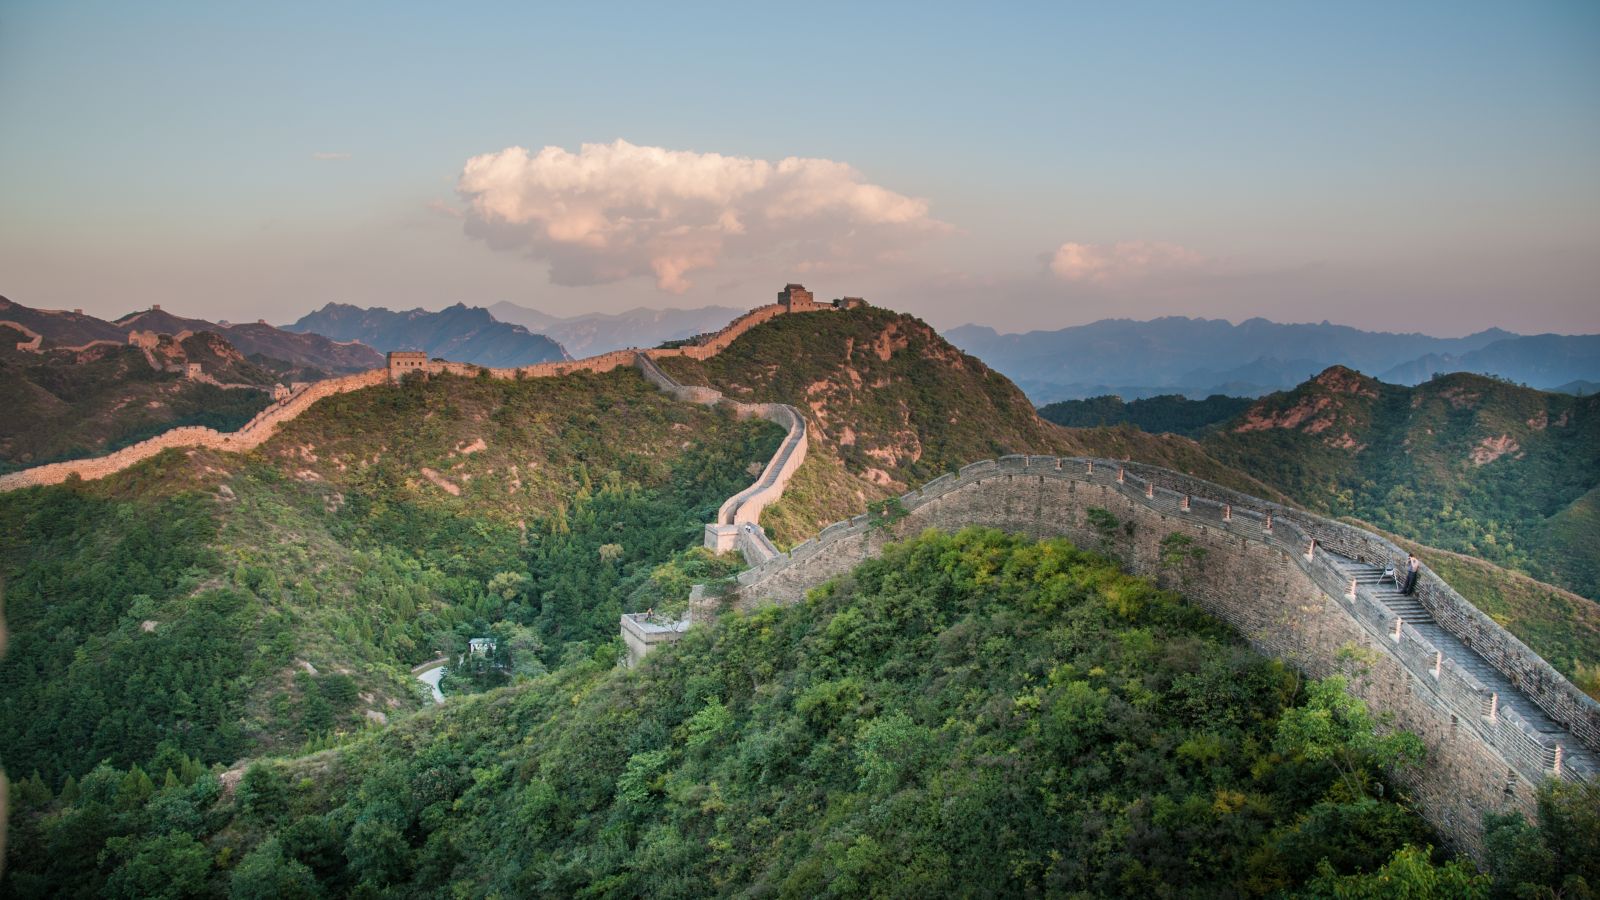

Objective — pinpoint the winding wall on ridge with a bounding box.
[0,302,822,493]
[700,455,1599,858]
[0,370,390,490]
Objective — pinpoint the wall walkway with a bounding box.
[0,301,827,494]
[642,455,1598,856]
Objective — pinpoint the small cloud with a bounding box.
[455,139,948,293]
[1048,241,1208,284]
[426,198,464,219]
[311,152,351,161]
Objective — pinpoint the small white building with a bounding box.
[468,637,496,658]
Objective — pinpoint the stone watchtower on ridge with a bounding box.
[387,350,428,382]
[778,283,818,311]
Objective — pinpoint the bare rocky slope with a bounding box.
[0,294,384,374]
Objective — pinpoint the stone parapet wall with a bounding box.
[632,348,807,551]
[645,304,788,361]
[4,292,831,494]
[1114,461,1600,755]
[0,369,388,491]
[621,613,690,668]
[2,319,44,351]
[704,455,1598,856]
[633,353,722,405]
[715,402,807,526]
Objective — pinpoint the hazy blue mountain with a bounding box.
[288,302,569,367]
[1458,334,1600,384]
[487,301,743,357]
[942,316,1571,402]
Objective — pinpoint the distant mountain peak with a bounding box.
[286,302,568,367]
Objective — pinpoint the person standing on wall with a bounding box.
[1403,554,1422,595]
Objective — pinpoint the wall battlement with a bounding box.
[643,455,1597,858]
[0,287,835,493]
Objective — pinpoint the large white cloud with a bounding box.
[456,140,946,292]
[1048,241,1207,284]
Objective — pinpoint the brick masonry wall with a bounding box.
[713,455,1599,859]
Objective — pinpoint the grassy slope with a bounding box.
[1038,393,1253,436]
[0,368,781,785]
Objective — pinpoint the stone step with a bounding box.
[1322,549,1594,766]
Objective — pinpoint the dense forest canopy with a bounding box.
[1037,393,1252,436]
[0,370,782,788]
[8,528,1594,897]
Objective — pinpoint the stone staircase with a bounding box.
[1329,553,1598,778]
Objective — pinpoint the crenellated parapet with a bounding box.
[635,454,1597,858]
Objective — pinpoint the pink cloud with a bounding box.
[456,139,948,293]
[1048,241,1208,284]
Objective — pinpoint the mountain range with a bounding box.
[486,301,744,357]
[288,302,569,367]
[945,316,1600,402]
[4,297,1596,896]
[0,294,384,376]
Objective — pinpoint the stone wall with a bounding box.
[696,455,1599,858]
[715,402,807,527]
[2,293,834,494]
[645,303,791,361]
[635,350,808,548]
[1114,461,1600,755]
[621,613,689,668]
[0,369,388,491]
[2,320,43,351]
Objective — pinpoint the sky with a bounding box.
[1,0,1597,336]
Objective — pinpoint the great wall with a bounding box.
[627,453,1600,857]
[0,284,836,493]
[3,288,1594,858]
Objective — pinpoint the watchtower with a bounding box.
[778,283,817,311]
[387,350,429,381]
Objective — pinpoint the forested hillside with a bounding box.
[658,307,1288,544]
[0,369,781,790]
[1201,367,1600,600]
[8,528,1596,897]
[1038,393,1251,436]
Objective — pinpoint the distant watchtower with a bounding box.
[833,296,866,310]
[778,283,817,311]
[387,350,428,382]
